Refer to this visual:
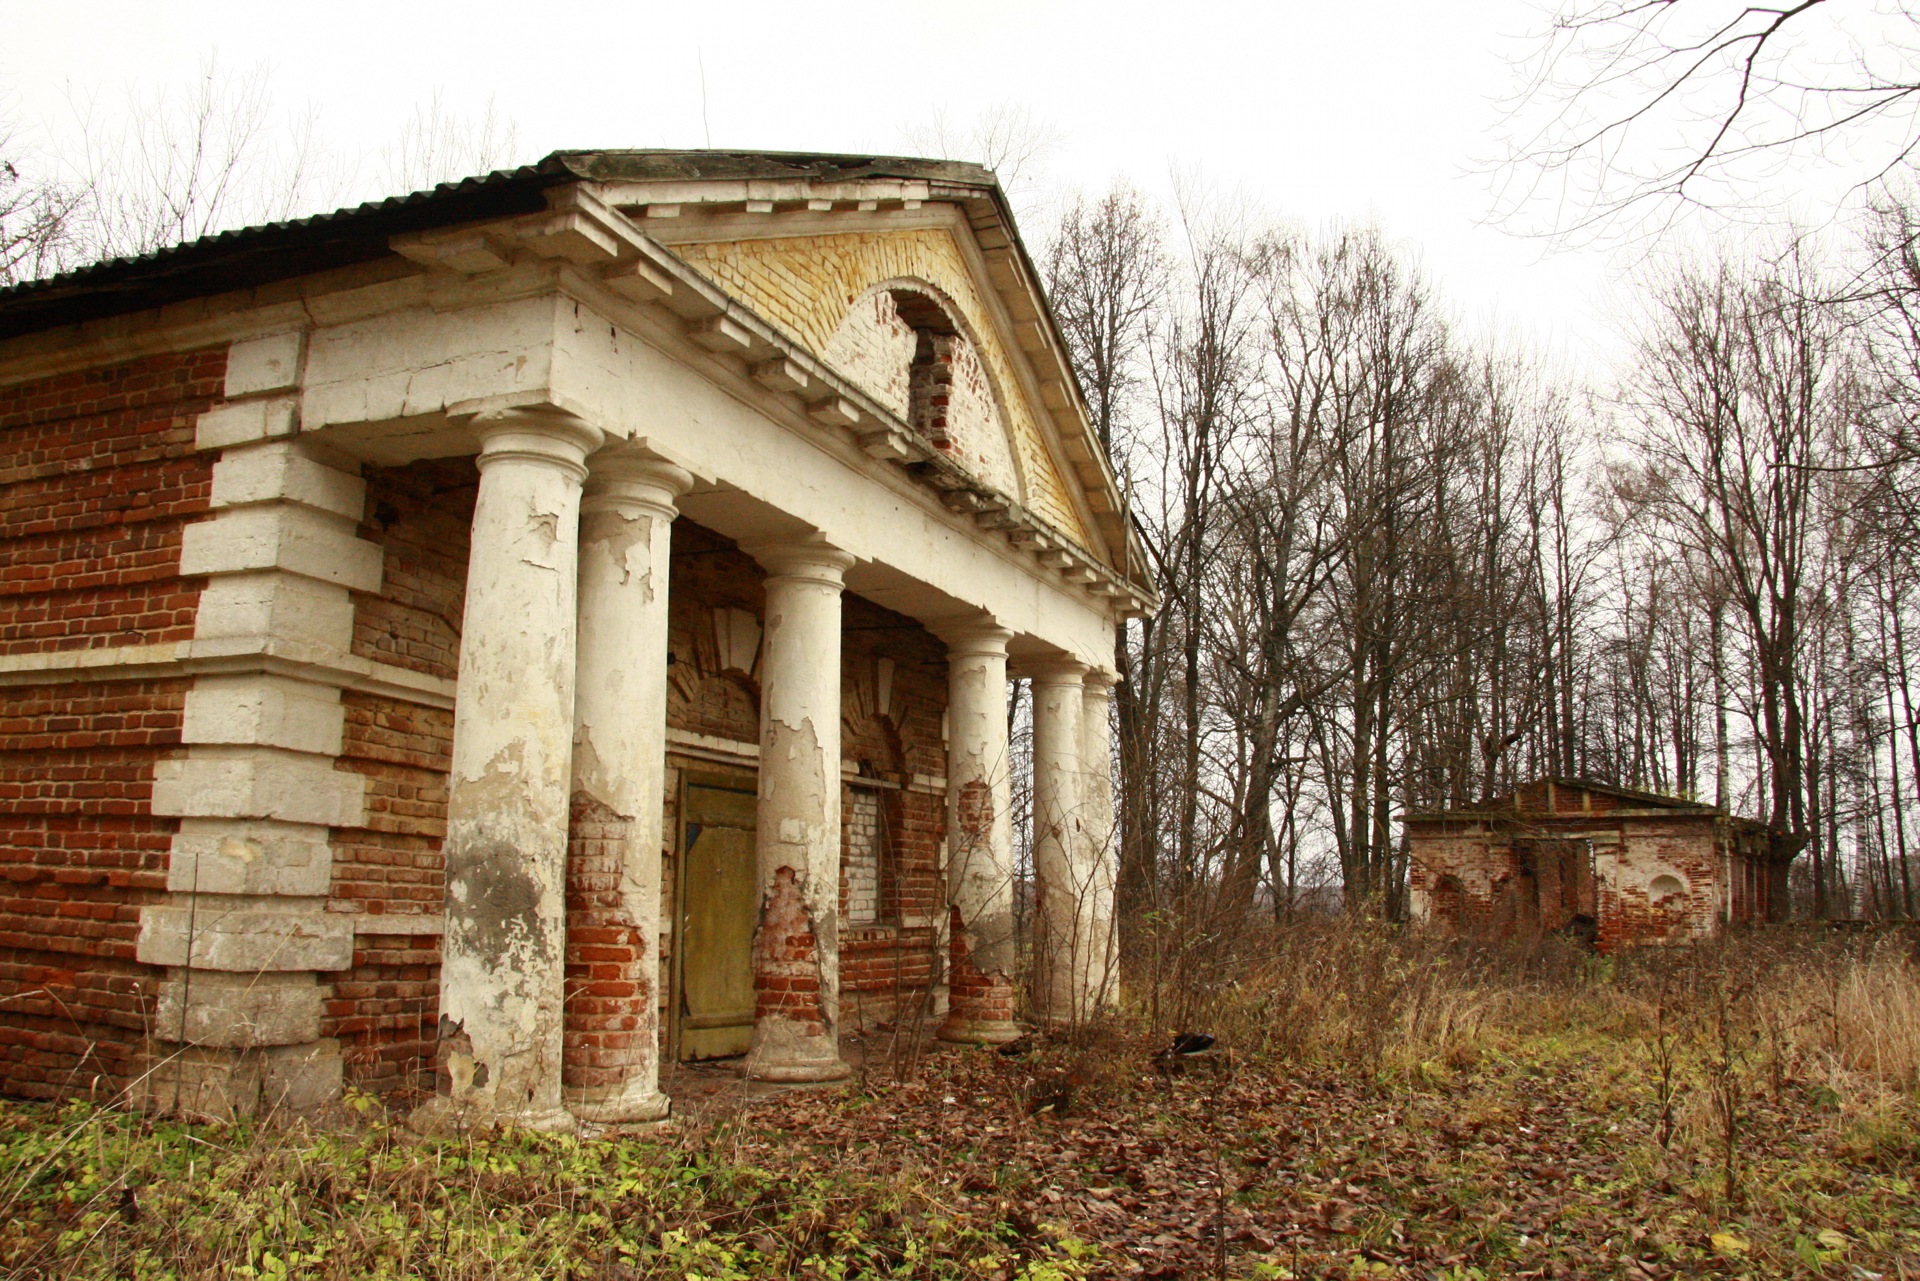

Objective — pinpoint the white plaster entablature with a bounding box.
[0,153,1157,674]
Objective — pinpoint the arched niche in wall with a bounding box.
[822,279,1025,497]
[1648,873,1686,903]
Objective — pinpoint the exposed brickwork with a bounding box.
[0,678,186,1099]
[351,458,477,680]
[324,689,451,1090]
[0,349,222,656]
[563,794,653,1091]
[753,865,828,1032]
[1407,779,1775,953]
[673,230,1088,545]
[322,458,474,1092]
[845,788,882,925]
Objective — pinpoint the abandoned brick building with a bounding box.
[1405,779,1778,952]
[0,152,1151,1127]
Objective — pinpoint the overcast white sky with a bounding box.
[2,0,1848,372]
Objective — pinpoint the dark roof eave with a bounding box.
[0,158,585,343]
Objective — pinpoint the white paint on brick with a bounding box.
[179,504,385,591]
[210,439,366,521]
[845,787,882,926]
[195,396,299,450]
[137,905,354,972]
[151,748,366,827]
[183,674,347,756]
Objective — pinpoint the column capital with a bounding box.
[471,407,604,482]
[1082,668,1119,695]
[744,536,856,587]
[1027,656,1089,685]
[584,450,693,520]
[933,615,1014,658]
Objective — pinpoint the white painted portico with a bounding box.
[7,152,1150,1126]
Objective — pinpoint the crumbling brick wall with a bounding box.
[323,457,475,1090]
[0,348,224,1100]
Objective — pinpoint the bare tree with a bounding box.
[1495,1,1920,241]
[63,56,338,260]
[380,91,525,193]
[0,125,81,283]
[1617,245,1851,914]
[1045,184,1167,953]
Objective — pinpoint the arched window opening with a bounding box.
[890,289,963,452]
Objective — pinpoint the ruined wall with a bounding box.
[838,594,946,1028]
[0,348,224,1099]
[324,458,475,1090]
[660,525,950,1039]
[1412,807,1729,952]
[1596,822,1720,951]
[1407,824,1522,934]
[823,288,1019,495]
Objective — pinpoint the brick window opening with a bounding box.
[892,289,963,452]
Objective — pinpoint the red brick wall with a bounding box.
[837,594,947,1027]
[1598,823,1720,952]
[0,678,186,1098]
[0,347,226,1102]
[350,459,476,680]
[325,458,474,1090]
[0,350,222,657]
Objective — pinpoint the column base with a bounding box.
[407,1095,581,1136]
[566,1084,672,1125]
[937,1017,1024,1045]
[744,1028,852,1082]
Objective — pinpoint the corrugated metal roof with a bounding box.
[0,150,1000,341]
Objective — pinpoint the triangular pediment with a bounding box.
[562,152,1131,570]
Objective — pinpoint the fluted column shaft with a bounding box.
[564,453,690,1124]
[744,540,856,1082]
[936,621,1019,1044]
[420,409,600,1133]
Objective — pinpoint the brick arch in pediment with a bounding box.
[669,228,1089,546]
[823,278,1024,498]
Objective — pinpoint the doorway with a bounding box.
[672,772,758,1061]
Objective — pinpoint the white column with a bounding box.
[564,452,690,1125]
[936,620,1020,1044]
[1029,658,1087,1025]
[415,408,599,1134]
[743,539,856,1082]
[1080,669,1119,1012]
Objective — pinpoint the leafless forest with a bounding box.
[9,31,1920,945]
[1035,186,1920,935]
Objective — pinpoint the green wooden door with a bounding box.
[677,780,757,1061]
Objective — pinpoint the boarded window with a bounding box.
[846,786,884,925]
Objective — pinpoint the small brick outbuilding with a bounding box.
[1406,779,1777,952]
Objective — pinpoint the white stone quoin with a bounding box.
[936,620,1021,1043]
[416,408,601,1133]
[743,539,857,1083]
[564,451,690,1124]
